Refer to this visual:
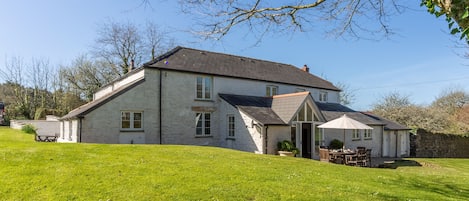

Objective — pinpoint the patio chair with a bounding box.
[357,148,367,167]
[366,149,372,167]
[319,148,331,162]
[345,154,358,166]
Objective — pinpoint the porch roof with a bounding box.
[361,112,411,130]
[219,94,285,125]
[315,102,384,125]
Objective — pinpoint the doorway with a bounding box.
[301,123,312,158]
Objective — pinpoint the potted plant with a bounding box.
[329,139,343,150]
[277,140,299,157]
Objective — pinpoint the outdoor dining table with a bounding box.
[328,149,356,165]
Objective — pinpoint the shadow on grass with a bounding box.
[377,159,422,169]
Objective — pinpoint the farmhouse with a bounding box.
[59,46,410,158]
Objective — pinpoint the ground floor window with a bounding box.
[121,111,143,130]
[227,115,235,138]
[363,129,372,139]
[352,129,360,140]
[196,112,211,136]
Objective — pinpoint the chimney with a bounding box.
[302,64,309,73]
[128,59,135,72]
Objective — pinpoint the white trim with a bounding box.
[363,129,372,140]
[195,76,212,100]
[352,129,360,140]
[227,114,235,138]
[319,91,328,102]
[266,85,278,96]
[121,111,143,131]
[195,112,211,136]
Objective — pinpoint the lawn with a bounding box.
[0,127,468,200]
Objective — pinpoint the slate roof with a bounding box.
[219,92,323,125]
[271,92,317,123]
[361,112,410,130]
[315,102,384,125]
[60,78,145,120]
[219,94,285,125]
[145,46,340,91]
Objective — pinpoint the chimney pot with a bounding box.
[128,59,135,73]
[302,64,309,73]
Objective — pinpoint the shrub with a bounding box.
[21,124,37,134]
[277,140,299,155]
[329,139,343,149]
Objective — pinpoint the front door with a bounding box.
[302,123,312,158]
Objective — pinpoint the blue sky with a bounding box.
[1,0,468,111]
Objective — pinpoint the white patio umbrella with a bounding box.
[318,114,373,149]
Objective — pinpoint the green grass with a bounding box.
[1,127,469,200]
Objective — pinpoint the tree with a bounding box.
[431,88,469,115]
[422,0,469,43]
[175,0,469,43]
[59,55,117,101]
[372,92,414,126]
[92,20,175,76]
[92,21,142,76]
[335,82,355,106]
[0,56,54,119]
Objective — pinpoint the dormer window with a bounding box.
[266,85,278,96]
[319,91,328,102]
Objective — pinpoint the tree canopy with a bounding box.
[176,0,469,43]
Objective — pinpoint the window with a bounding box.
[196,112,211,136]
[352,129,360,140]
[296,88,305,92]
[196,76,212,100]
[294,103,316,122]
[121,111,143,130]
[227,115,235,138]
[319,91,328,102]
[363,129,372,139]
[266,85,278,96]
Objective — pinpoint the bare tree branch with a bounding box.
[178,0,404,40]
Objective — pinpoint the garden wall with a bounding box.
[10,116,60,136]
[410,129,469,158]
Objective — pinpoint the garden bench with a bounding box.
[35,130,58,142]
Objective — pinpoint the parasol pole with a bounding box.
[343,129,346,151]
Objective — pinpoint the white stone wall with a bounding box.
[159,70,219,146]
[77,69,160,144]
[265,125,291,155]
[10,120,59,136]
[216,100,265,153]
[214,76,340,103]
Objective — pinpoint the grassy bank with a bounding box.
[0,127,468,200]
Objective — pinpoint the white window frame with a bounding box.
[319,91,328,102]
[296,88,306,92]
[196,76,212,100]
[352,129,360,140]
[363,129,372,140]
[121,111,143,130]
[266,85,278,96]
[196,112,211,136]
[227,115,235,138]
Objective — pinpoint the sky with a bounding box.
[1,0,468,111]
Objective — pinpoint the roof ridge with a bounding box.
[177,46,299,68]
[143,46,183,66]
[273,91,310,99]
